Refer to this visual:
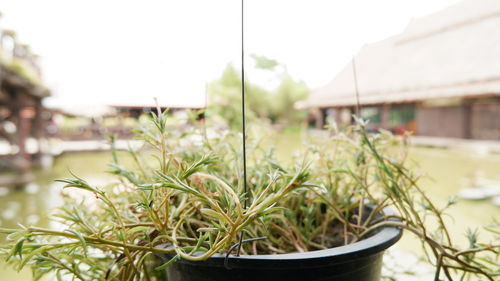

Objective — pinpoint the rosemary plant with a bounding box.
[0,111,498,281]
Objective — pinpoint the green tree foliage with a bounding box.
[269,75,308,123]
[207,65,247,129]
[251,54,279,71]
[207,56,309,128]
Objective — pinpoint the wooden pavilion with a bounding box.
[0,28,50,173]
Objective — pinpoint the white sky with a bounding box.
[1,0,462,110]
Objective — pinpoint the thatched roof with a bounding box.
[303,0,500,108]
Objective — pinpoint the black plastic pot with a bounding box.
[157,211,402,281]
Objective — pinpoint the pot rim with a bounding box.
[157,207,402,269]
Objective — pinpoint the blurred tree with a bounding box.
[207,56,308,129]
[207,65,249,129]
[251,54,279,71]
[270,75,308,124]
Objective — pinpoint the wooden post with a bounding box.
[463,102,471,139]
[381,104,390,130]
[318,108,325,129]
[14,91,32,172]
[32,98,44,164]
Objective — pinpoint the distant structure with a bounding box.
[302,0,500,140]
[110,103,205,119]
[0,25,50,173]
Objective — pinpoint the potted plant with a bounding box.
[1,110,498,281]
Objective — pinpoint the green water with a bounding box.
[269,135,500,251]
[0,152,114,280]
[401,147,500,250]
[1,144,499,280]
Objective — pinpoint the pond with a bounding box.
[1,143,499,280]
[0,152,114,280]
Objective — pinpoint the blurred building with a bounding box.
[110,103,205,119]
[0,27,50,172]
[303,0,500,140]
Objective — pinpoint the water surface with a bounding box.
[1,143,499,280]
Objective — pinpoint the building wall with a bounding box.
[416,105,469,138]
[470,100,500,140]
[388,104,416,134]
[317,107,353,129]
[314,97,500,140]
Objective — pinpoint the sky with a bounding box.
[0,0,462,110]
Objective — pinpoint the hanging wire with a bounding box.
[352,56,361,116]
[202,83,212,149]
[225,1,266,267]
[236,0,248,257]
[224,237,266,269]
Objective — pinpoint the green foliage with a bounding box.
[207,57,309,128]
[4,58,42,86]
[0,112,498,281]
[251,54,279,70]
[268,75,308,123]
[207,65,253,129]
